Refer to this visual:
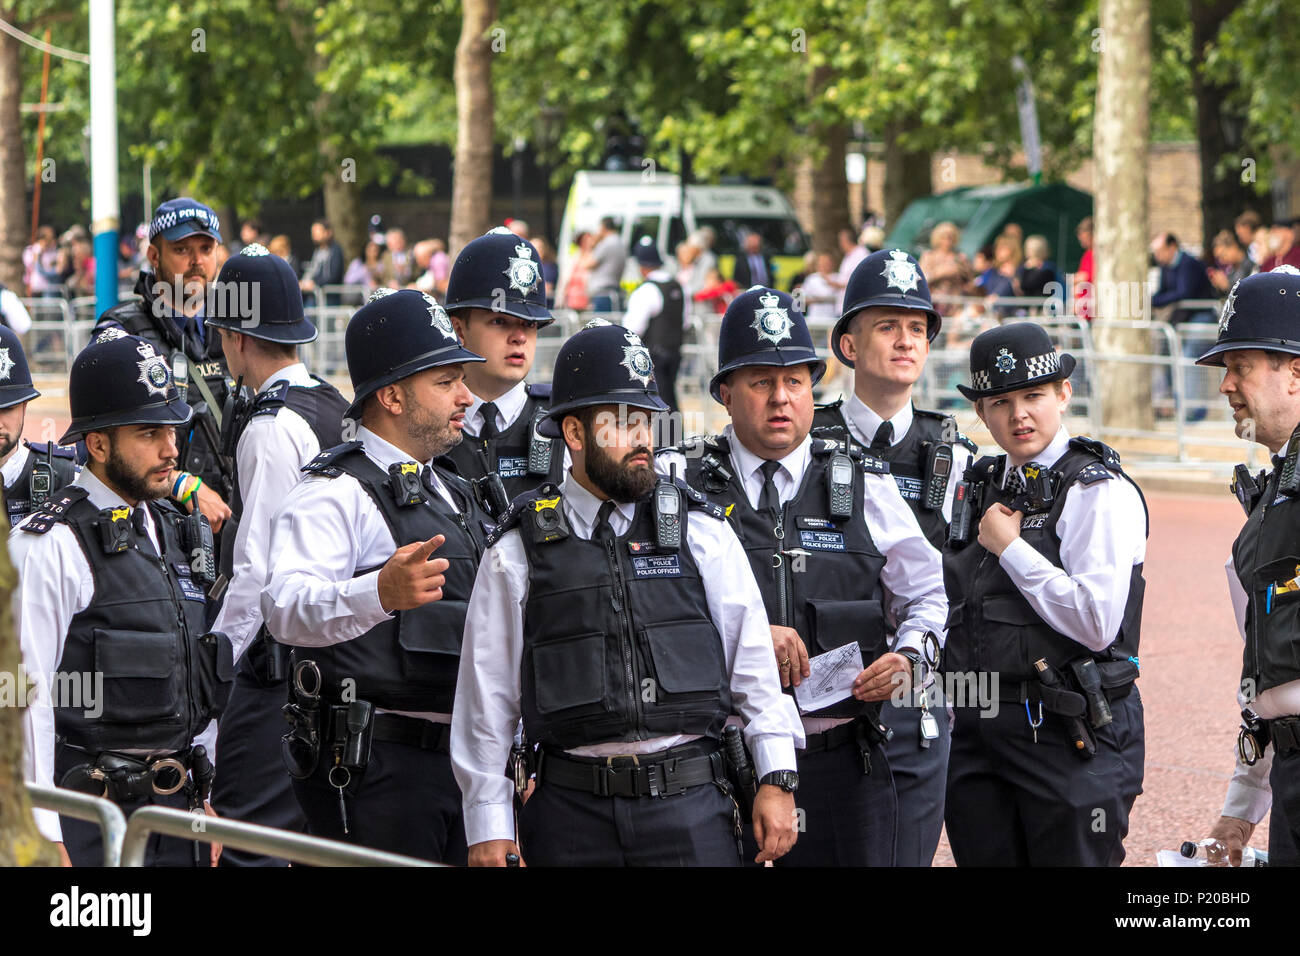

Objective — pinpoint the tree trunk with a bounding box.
[1092,0,1153,433]
[882,119,931,229]
[0,10,27,290]
[0,484,59,866]
[449,0,496,258]
[794,67,850,253]
[1191,0,1251,256]
[323,160,365,264]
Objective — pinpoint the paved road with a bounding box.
[933,489,1263,866]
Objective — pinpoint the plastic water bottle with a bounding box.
[1179,839,1267,866]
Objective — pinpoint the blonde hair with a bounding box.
[1024,235,1050,261]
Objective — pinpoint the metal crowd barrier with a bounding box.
[119,806,439,867]
[26,784,127,867]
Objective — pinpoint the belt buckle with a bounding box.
[595,754,640,797]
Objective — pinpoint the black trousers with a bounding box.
[945,687,1145,866]
[55,749,208,868]
[879,689,951,866]
[648,347,681,414]
[211,657,307,866]
[293,735,466,865]
[520,777,741,866]
[741,737,896,867]
[1269,746,1300,866]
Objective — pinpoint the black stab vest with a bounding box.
[642,278,686,354]
[813,400,974,550]
[680,435,890,720]
[296,442,488,711]
[5,442,78,527]
[439,383,565,500]
[228,376,349,518]
[942,439,1147,684]
[510,487,731,749]
[22,488,230,756]
[1232,429,1300,697]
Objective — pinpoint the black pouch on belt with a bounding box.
[340,700,374,772]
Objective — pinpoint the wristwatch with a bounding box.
[759,770,800,793]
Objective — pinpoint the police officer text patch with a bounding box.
[894,475,923,501]
[496,456,528,479]
[798,529,846,551]
[172,564,207,602]
[629,551,683,578]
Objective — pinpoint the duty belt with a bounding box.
[996,678,1132,708]
[537,742,724,798]
[321,707,451,754]
[59,751,192,803]
[1268,716,1300,756]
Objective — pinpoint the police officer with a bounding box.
[260,288,490,863]
[95,197,234,541]
[623,236,687,414]
[1195,268,1300,865]
[440,227,565,509]
[203,244,349,866]
[0,324,79,526]
[658,287,948,866]
[812,248,974,866]
[13,331,231,866]
[943,322,1147,866]
[452,321,802,867]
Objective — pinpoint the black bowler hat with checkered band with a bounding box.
[831,248,942,367]
[344,288,484,420]
[538,320,668,438]
[443,227,554,327]
[956,322,1076,400]
[1196,266,1300,367]
[60,330,193,444]
[710,285,826,402]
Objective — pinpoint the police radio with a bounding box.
[655,469,682,551]
[828,452,854,519]
[947,481,976,548]
[1278,439,1300,497]
[1231,464,1263,516]
[472,449,510,519]
[170,349,190,401]
[527,409,553,476]
[921,442,952,511]
[29,445,54,509]
[183,511,217,585]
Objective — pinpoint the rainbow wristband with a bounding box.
[175,473,202,503]
[171,471,192,499]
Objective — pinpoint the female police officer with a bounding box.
[943,322,1147,866]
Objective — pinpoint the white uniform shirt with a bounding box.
[658,427,949,733]
[211,363,328,661]
[2,442,31,492]
[622,269,678,338]
[260,425,463,725]
[840,394,973,523]
[451,471,802,847]
[10,469,214,844]
[994,427,1148,654]
[0,285,33,335]
[465,380,529,439]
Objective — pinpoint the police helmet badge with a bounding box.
[994,347,1017,375]
[241,242,271,257]
[0,347,12,381]
[881,249,921,294]
[422,293,456,338]
[583,317,613,329]
[1273,264,1300,276]
[94,327,128,344]
[504,242,542,296]
[750,289,793,345]
[620,330,655,387]
[1219,280,1239,335]
[135,342,172,398]
[367,286,398,302]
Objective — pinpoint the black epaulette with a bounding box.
[486,484,558,548]
[1075,462,1115,485]
[524,382,552,402]
[24,440,78,461]
[913,409,978,453]
[966,455,1001,483]
[1069,436,1122,470]
[674,477,725,520]
[19,486,89,534]
[250,380,291,419]
[843,443,890,475]
[301,440,363,477]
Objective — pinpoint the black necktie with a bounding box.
[594,500,617,541]
[1005,465,1026,497]
[758,460,782,515]
[870,421,894,454]
[478,402,500,440]
[420,465,440,504]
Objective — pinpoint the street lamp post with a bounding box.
[90,0,120,317]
